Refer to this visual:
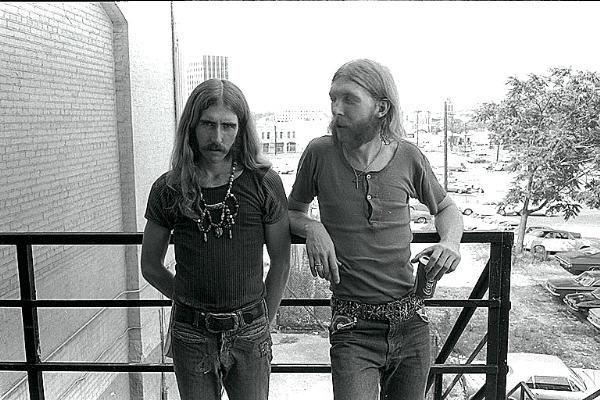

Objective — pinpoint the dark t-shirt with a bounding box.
[145,167,287,312]
[291,136,447,304]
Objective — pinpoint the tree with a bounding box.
[475,68,600,252]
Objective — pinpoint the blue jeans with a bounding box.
[329,310,431,400]
[171,304,272,400]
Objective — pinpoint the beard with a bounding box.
[330,113,382,149]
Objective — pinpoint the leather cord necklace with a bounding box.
[344,141,383,189]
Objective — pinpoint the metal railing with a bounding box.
[0,231,513,400]
[506,382,537,400]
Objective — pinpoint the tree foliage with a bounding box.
[475,68,600,251]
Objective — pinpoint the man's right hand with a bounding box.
[305,222,341,284]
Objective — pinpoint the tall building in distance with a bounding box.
[185,55,230,99]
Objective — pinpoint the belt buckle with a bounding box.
[205,312,239,333]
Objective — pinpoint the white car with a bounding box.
[588,308,600,330]
[523,229,589,258]
[464,353,600,400]
[505,353,600,400]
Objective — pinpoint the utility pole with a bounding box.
[443,101,448,191]
[415,110,420,147]
[274,124,277,155]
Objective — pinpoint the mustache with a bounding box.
[201,143,228,152]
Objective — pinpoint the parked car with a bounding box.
[470,201,504,217]
[523,229,589,260]
[545,270,600,298]
[498,220,520,231]
[588,308,600,330]
[274,161,295,174]
[563,287,600,317]
[504,353,600,400]
[448,162,468,172]
[492,162,509,171]
[525,225,553,234]
[458,204,474,216]
[467,152,490,163]
[448,184,484,194]
[555,247,600,275]
[409,203,432,224]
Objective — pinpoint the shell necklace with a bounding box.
[195,162,239,242]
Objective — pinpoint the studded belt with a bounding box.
[173,300,266,333]
[331,293,424,323]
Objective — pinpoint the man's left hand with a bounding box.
[411,241,461,281]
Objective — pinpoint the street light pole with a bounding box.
[274,124,277,155]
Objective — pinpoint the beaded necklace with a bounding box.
[195,162,240,242]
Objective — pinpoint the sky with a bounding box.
[173,1,600,115]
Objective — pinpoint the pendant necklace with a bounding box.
[345,141,383,189]
[194,162,240,242]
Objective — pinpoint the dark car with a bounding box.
[555,247,600,275]
[409,203,432,224]
[544,270,600,298]
[563,287,600,317]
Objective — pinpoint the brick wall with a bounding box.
[0,3,129,399]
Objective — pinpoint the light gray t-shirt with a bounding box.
[291,136,446,304]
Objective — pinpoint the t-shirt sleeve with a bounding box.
[262,169,289,225]
[290,139,319,204]
[413,150,447,215]
[144,174,176,230]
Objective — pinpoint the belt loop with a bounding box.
[193,310,200,327]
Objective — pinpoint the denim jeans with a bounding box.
[171,304,272,400]
[329,310,431,400]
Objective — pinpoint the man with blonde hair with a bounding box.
[289,59,463,399]
[142,79,290,400]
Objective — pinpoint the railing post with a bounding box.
[486,234,512,400]
[17,243,45,400]
[434,373,443,400]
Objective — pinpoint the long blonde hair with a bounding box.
[167,79,270,217]
[331,59,405,143]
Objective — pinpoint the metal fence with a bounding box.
[0,231,513,400]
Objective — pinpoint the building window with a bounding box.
[263,143,270,153]
[267,132,270,139]
[262,132,265,140]
[275,143,284,153]
[287,142,296,152]
[293,131,296,138]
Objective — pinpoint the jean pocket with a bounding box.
[233,318,272,359]
[415,308,430,324]
[172,321,208,344]
[171,322,214,374]
[329,314,357,336]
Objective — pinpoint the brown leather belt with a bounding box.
[174,300,266,333]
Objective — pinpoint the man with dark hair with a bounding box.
[288,59,463,400]
[141,78,290,400]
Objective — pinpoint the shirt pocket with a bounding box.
[369,182,411,224]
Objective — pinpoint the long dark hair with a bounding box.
[167,79,270,217]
